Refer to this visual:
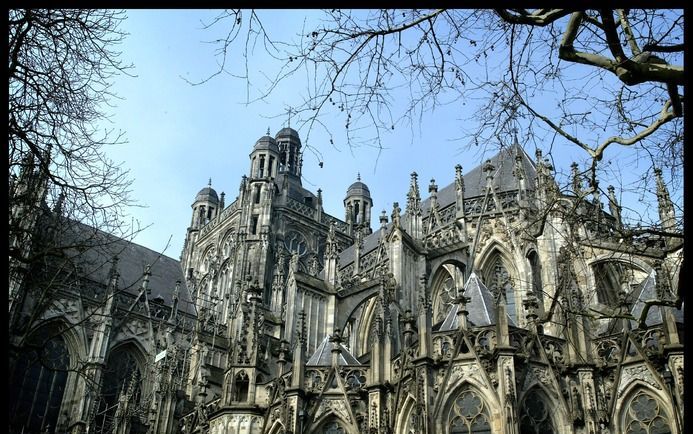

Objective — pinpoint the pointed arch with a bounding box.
[309,413,353,434]
[476,240,520,325]
[353,295,379,358]
[517,387,564,434]
[616,385,677,434]
[437,378,500,434]
[395,394,420,434]
[267,419,286,434]
[9,319,76,433]
[429,261,466,325]
[440,382,494,434]
[94,339,148,433]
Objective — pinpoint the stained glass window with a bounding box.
[519,389,555,434]
[448,389,491,434]
[623,390,672,434]
[321,420,346,434]
[10,331,70,433]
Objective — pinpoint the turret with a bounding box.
[190,179,219,230]
[276,127,302,179]
[249,129,280,180]
[344,173,373,235]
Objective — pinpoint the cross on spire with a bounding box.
[285,106,295,128]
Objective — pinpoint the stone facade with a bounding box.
[9,128,683,434]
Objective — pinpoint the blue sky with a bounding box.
[102,10,679,258]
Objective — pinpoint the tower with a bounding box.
[275,127,302,179]
[344,173,373,235]
[191,180,219,230]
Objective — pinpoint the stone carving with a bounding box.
[617,364,662,398]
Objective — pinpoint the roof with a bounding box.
[62,221,196,316]
[346,176,371,198]
[421,141,536,214]
[253,135,279,153]
[275,127,301,142]
[438,271,511,330]
[306,336,361,366]
[195,186,219,204]
[338,142,537,267]
[597,270,683,335]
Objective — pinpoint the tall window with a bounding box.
[519,389,555,434]
[94,347,143,434]
[486,256,516,324]
[432,263,464,325]
[319,420,346,434]
[259,154,266,178]
[10,329,70,433]
[448,388,492,434]
[623,389,672,434]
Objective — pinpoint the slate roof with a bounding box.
[306,336,361,366]
[275,173,317,203]
[63,221,196,316]
[338,142,536,267]
[597,270,683,335]
[438,271,513,330]
[195,186,219,204]
[253,135,279,153]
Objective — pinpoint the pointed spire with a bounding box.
[482,159,495,186]
[654,167,675,231]
[571,162,583,196]
[108,255,120,291]
[455,164,466,220]
[406,172,421,211]
[405,172,423,238]
[607,185,622,229]
[391,201,401,228]
[379,209,388,228]
[142,264,152,296]
[53,189,66,216]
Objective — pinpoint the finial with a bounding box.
[357,172,361,181]
[266,126,270,136]
[208,178,212,187]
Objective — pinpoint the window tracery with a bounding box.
[447,388,492,434]
[623,390,672,434]
[519,389,555,434]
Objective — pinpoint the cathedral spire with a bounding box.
[405,172,423,238]
[654,167,676,232]
[607,185,622,229]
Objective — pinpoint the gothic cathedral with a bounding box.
[9,128,683,434]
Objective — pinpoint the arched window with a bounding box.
[592,261,649,307]
[318,419,347,434]
[485,256,516,324]
[234,370,249,402]
[519,389,556,434]
[9,329,70,433]
[432,263,465,325]
[622,389,672,434]
[447,388,492,434]
[94,346,144,434]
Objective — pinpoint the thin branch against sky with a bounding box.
[101,9,682,257]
